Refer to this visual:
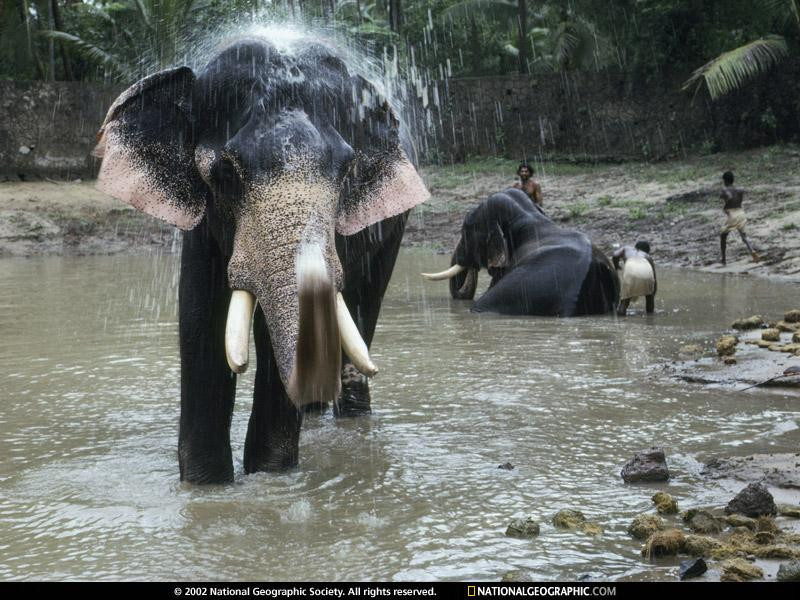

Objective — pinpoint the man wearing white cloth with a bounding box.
[720,170,759,265]
[613,241,656,316]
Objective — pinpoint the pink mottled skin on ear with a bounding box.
[95,125,204,231]
[336,154,430,236]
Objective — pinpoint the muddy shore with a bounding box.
[406,145,800,282]
[3,145,800,282]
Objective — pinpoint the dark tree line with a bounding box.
[1,0,798,100]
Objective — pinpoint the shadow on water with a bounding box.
[0,250,798,580]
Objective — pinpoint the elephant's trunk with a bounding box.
[287,243,341,406]
[224,174,374,408]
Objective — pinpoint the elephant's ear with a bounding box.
[94,67,206,230]
[487,222,510,269]
[335,76,429,236]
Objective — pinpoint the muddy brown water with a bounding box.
[1,250,798,581]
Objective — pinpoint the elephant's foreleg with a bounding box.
[243,308,302,472]
[337,217,406,416]
[178,222,237,484]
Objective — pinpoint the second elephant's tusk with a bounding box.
[225,290,256,374]
[336,293,378,377]
[420,264,467,281]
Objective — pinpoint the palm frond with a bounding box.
[348,23,400,40]
[682,36,789,100]
[133,0,153,31]
[762,0,800,28]
[553,28,580,68]
[40,30,133,79]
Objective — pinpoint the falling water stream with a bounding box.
[0,250,798,581]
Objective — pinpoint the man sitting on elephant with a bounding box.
[612,241,657,316]
[422,188,618,316]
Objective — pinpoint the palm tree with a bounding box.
[683,0,799,100]
[442,0,528,74]
[43,0,204,80]
[442,0,612,75]
[334,1,398,41]
[1,0,46,79]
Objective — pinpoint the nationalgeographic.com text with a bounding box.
[468,586,616,597]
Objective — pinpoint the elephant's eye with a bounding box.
[210,151,245,201]
[335,148,355,183]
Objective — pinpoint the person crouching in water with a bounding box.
[613,241,656,316]
[720,171,759,265]
[512,163,543,207]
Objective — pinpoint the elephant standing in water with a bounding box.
[423,189,618,316]
[94,35,429,483]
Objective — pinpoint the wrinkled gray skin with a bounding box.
[94,35,429,483]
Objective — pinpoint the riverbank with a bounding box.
[0,180,174,256]
[2,146,799,279]
[4,145,799,279]
[408,144,800,282]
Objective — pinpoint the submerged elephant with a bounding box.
[422,189,618,316]
[94,35,429,483]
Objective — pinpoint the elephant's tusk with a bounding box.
[336,292,378,377]
[225,290,256,374]
[420,264,467,281]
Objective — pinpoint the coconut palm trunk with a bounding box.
[517,0,528,74]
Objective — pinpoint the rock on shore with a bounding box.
[724,482,777,517]
[652,492,679,515]
[621,447,670,483]
[628,514,665,540]
[506,517,540,539]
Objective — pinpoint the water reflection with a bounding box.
[0,251,797,580]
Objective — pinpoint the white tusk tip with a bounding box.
[227,359,248,374]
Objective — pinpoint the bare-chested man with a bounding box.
[720,171,759,265]
[613,241,656,316]
[512,163,543,207]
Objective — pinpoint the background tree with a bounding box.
[2,0,797,86]
[683,0,800,99]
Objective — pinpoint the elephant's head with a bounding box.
[422,190,534,294]
[94,36,429,407]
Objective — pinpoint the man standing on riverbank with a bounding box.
[613,241,656,316]
[720,171,760,265]
[512,163,543,207]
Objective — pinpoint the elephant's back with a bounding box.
[515,227,591,271]
[475,241,592,316]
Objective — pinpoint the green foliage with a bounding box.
[3,0,799,88]
[700,138,719,155]
[568,201,589,220]
[683,36,790,100]
[596,195,613,207]
[628,205,647,220]
[1,1,46,80]
[42,30,131,79]
[682,0,800,100]
[760,107,779,131]
[49,0,208,79]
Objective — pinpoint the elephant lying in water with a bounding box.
[94,35,429,483]
[423,189,618,316]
